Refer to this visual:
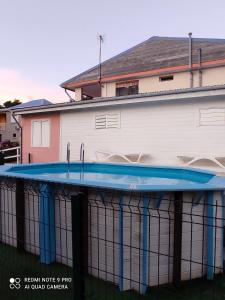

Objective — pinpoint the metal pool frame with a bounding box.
[0,163,225,299]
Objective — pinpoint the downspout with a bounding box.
[188,32,193,88]
[11,111,22,163]
[64,88,75,102]
[198,48,202,87]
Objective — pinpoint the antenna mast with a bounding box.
[98,34,104,85]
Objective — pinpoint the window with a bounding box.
[159,75,174,82]
[32,120,50,147]
[199,108,225,126]
[13,133,16,138]
[116,81,139,96]
[95,113,121,129]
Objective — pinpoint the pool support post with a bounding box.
[16,179,25,253]
[119,195,124,291]
[141,194,149,295]
[207,191,214,280]
[71,191,88,300]
[39,183,56,264]
[0,179,1,243]
[173,191,183,284]
[220,191,224,273]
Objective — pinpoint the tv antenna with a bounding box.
[97,34,104,85]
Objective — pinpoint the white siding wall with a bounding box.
[60,97,225,165]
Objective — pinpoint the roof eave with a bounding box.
[14,85,225,116]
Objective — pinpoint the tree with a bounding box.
[2,99,22,108]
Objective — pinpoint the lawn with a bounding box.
[0,243,225,300]
[0,243,73,300]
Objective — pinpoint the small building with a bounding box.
[0,109,20,144]
[0,99,52,146]
[11,99,53,162]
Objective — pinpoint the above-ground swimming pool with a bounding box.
[1,162,225,191]
[0,162,225,296]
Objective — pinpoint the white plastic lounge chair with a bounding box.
[177,155,225,170]
[95,150,150,163]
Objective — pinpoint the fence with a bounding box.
[0,176,224,299]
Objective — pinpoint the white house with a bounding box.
[12,35,225,171]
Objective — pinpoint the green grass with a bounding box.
[0,243,73,300]
[0,243,225,300]
[87,275,225,300]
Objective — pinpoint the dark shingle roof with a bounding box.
[61,36,225,89]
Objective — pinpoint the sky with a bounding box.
[0,0,225,104]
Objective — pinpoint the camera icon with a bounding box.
[9,278,21,289]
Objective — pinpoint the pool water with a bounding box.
[2,162,224,191]
[40,171,208,186]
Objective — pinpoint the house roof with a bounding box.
[13,85,225,116]
[11,99,52,110]
[61,36,225,91]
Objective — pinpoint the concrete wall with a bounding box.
[21,112,60,163]
[60,96,225,167]
[139,72,190,93]
[101,82,116,98]
[202,66,225,86]
[139,67,225,93]
[75,88,82,101]
[0,112,20,143]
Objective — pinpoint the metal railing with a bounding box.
[1,146,21,163]
[0,177,224,299]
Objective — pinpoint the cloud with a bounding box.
[0,69,69,104]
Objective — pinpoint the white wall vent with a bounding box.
[199,108,225,126]
[95,115,107,129]
[95,113,121,129]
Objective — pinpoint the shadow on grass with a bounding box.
[87,275,225,300]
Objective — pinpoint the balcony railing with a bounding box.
[1,146,21,163]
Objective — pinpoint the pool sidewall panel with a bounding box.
[0,179,224,295]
